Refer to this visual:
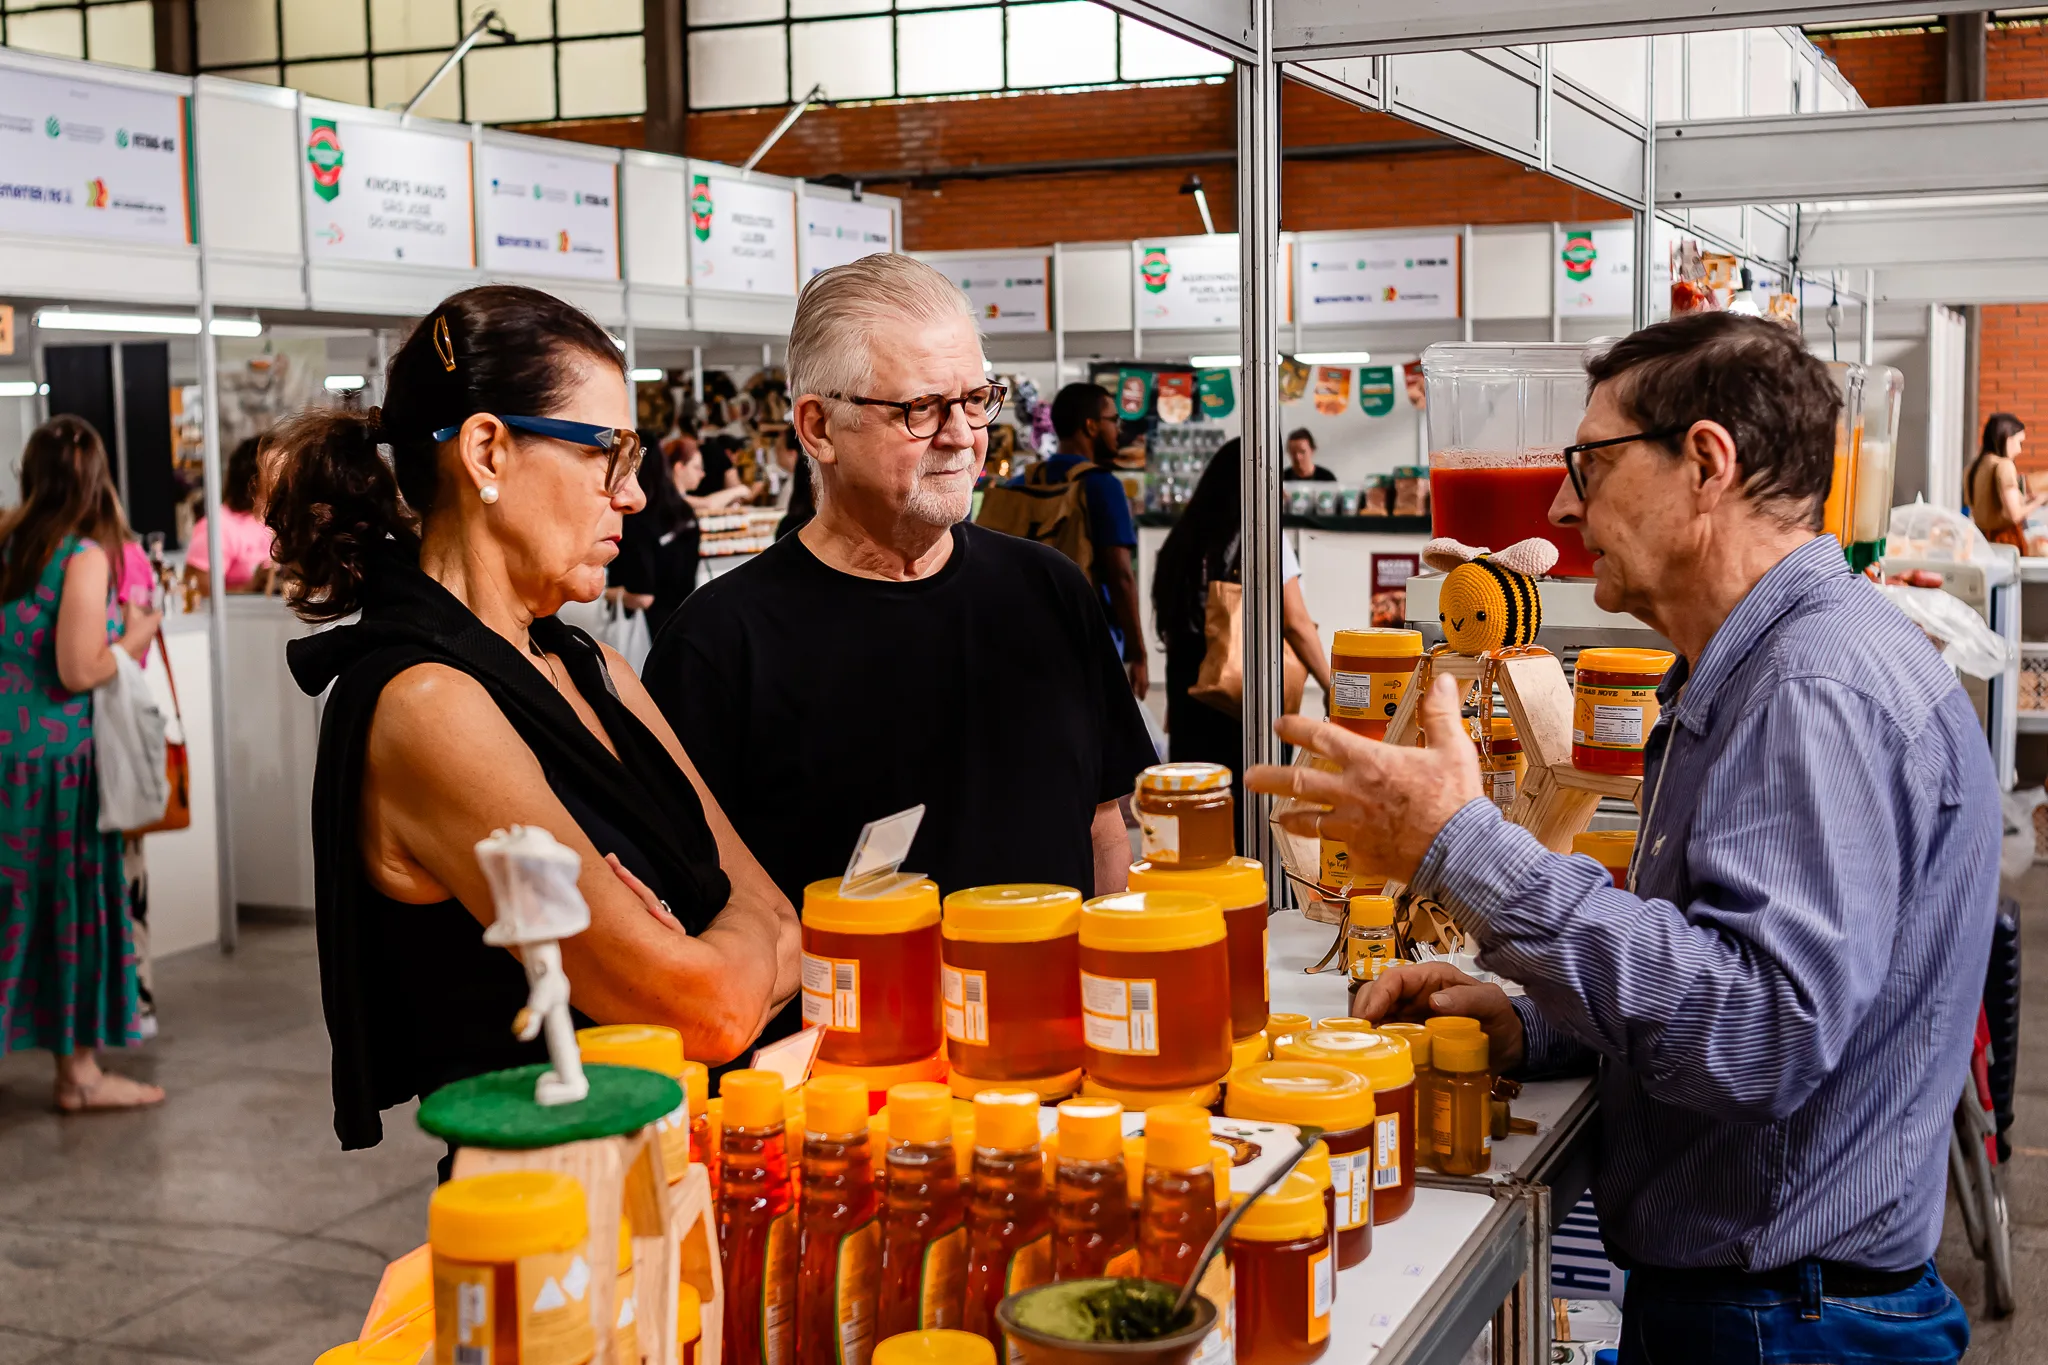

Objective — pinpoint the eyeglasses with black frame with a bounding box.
[431,415,644,496]
[1562,424,1691,500]
[826,383,1008,438]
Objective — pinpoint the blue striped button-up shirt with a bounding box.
[1411,534,2000,1273]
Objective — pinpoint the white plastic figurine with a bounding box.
[477,825,592,1106]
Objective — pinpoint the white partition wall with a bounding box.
[195,76,306,310]
[799,186,901,283]
[684,161,800,336]
[623,150,694,330]
[477,131,625,326]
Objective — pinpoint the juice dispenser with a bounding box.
[1423,343,1594,577]
[1851,364,1904,568]
[1821,361,1863,550]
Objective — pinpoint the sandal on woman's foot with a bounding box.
[55,1072,166,1113]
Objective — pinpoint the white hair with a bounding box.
[787,254,979,407]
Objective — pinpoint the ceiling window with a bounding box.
[3,0,154,68]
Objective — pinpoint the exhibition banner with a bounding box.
[946,255,1050,333]
[1556,224,1633,316]
[690,174,798,295]
[302,112,474,269]
[1298,234,1459,323]
[802,195,894,280]
[480,142,619,281]
[1358,365,1396,417]
[1196,368,1234,419]
[1137,239,1239,329]
[0,68,190,246]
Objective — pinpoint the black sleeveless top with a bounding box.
[289,546,732,1150]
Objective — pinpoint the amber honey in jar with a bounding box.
[1127,856,1270,1042]
[802,877,944,1069]
[1273,1028,1416,1224]
[1429,1029,1494,1177]
[1225,1062,1375,1268]
[1469,715,1525,813]
[1229,1172,1332,1365]
[1133,763,1237,870]
[430,1171,595,1365]
[1571,648,1676,776]
[1571,829,1638,889]
[1378,1024,1432,1164]
[1328,629,1424,740]
[1079,892,1233,1091]
[941,885,1084,1093]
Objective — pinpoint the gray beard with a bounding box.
[902,449,976,527]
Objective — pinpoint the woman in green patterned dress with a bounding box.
[0,415,164,1111]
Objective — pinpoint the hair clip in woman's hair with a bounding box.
[433,315,456,373]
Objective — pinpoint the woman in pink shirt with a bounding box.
[187,436,277,594]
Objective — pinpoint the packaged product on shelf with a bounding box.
[1078,892,1233,1091]
[1391,466,1429,518]
[720,1070,798,1365]
[1570,648,1677,776]
[877,1082,968,1336]
[1428,1028,1493,1177]
[1571,829,1638,888]
[1228,1171,1332,1365]
[941,885,1084,1099]
[1127,855,1271,1042]
[1135,1105,1219,1288]
[802,876,945,1069]
[1272,1029,1416,1224]
[961,1091,1053,1346]
[1132,763,1236,870]
[1328,628,1424,741]
[431,1170,597,1365]
[1225,1062,1375,1268]
[1469,715,1525,812]
[1051,1099,1133,1280]
[1378,1023,1433,1164]
[799,1076,882,1365]
[1342,895,1396,984]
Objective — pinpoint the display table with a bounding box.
[1266,908,1597,1364]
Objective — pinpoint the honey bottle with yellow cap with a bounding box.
[720,1069,798,1365]
[1137,1105,1218,1287]
[1230,1172,1331,1365]
[1051,1099,1132,1280]
[1342,896,1396,984]
[799,1076,881,1365]
[961,1091,1052,1347]
[1428,1027,1493,1177]
[877,1082,967,1337]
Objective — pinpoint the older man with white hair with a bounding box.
[643,254,1156,1048]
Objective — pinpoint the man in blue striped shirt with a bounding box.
[1252,313,1998,1364]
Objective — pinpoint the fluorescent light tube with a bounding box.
[629,368,664,382]
[323,375,366,392]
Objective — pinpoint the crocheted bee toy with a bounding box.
[1425,536,1558,654]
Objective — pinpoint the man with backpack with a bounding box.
[979,383,1148,697]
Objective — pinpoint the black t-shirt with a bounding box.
[644,522,1158,917]
[694,441,735,497]
[1289,465,1337,483]
[610,506,701,636]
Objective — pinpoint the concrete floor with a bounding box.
[2,880,2045,1365]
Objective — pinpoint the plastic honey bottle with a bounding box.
[799,1076,881,1365]
[720,1070,798,1365]
[961,1091,1052,1348]
[1051,1099,1132,1280]
[1137,1105,1218,1288]
[878,1082,967,1337]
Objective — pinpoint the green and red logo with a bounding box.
[306,119,344,203]
[690,175,714,242]
[1140,246,1171,294]
[557,230,571,252]
[1561,231,1597,281]
[83,178,108,209]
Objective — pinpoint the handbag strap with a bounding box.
[153,634,184,722]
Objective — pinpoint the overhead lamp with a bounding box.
[1294,351,1371,365]
[0,381,48,398]
[324,374,366,392]
[629,367,664,383]
[33,309,263,338]
[1180,175,1217,236]
[1190,354,1241,368]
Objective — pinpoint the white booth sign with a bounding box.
[302,114,475,269]
[1298,234,1459,322]
[0,68,190,246]
[691,174,797,295]
[946,255,1050,333]
[802,196,894,280]
[1137,240,1240,329]
[1555,225,1634,316]
[481,143,619,280]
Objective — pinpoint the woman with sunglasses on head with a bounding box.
[268,285,799,1155]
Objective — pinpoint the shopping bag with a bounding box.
[128,637,191,836]
[1187,580,1306,718]
[93,647,169,832]
[599,601,653,674]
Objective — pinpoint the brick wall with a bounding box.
[1981,306,2048,475]
[1811,28,1943,107]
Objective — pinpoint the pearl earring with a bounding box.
[479,484,499,505]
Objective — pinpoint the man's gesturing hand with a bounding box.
[1244,674,1485,885]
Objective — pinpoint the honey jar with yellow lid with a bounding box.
[942,884,1084,1096]
[1128,856,1271,1042]
[1079,891,1233,1091]
[1132,762,1236,870]
[1272,1028,1417,1223]
[1329,629,1424,740]
[802,876,944,1069]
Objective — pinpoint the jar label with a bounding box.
[763,1210,797,1365]
[1137,810,1181,862]
[1488,769,1516,811]
[1318,835,1350,886]
[1333,1150,1370,1230]
[1431,1087,1453,1156]
[1080,973,1160,1055]
[801,953,861,1031]
[434,1257,494,1365]
[1572,683,1659,751]
[940,965,989,1045]
[1330,667,1410,722]
[918,1227,967,1329]
[515,1247,597,1365]
[1373,1114,1402,1190]
[835,1219,880,1365]
[1005,1233,1053,1295]
[1308,1243,1333,1342]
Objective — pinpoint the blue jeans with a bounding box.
[1619,1262,1969,1364]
